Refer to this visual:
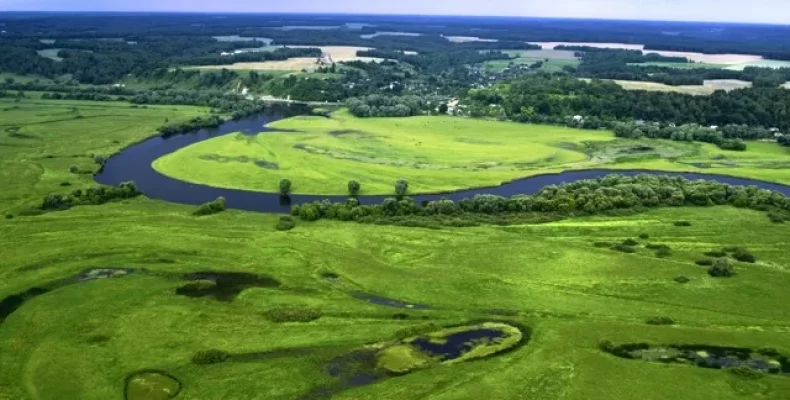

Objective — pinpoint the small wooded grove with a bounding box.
[40,182,141,211]
[290,174,790,223]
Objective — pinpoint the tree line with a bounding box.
[289,174,790,225]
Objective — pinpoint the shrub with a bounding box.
[4,214,12,220]
[348,180,361,196]
[193,197,226,216]
[593,242,612,248]
[767,212,786,223]
[645,316,675,325]
[757,347,780,357]
[622,238,639,246]
[192,349,229,365]
[646,243,670,250]
[598,339,617,353]
[638,233,650,239]
[674,221,692,227]
[708,258,735,278]
[59,181,71,187]
[263,307,322,323]
[731,248,756,263]
[612,243,637,253]
[674,276,690,284]
[655,247,672,258]
[69,164,79,173]
[279,179,292,196]
[276,215,296,231]
[695,259,714,266]
[704,250,727,258]
[395,179,409,196]
[392,313,409,320]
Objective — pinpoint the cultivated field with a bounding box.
[153,110,790,195]
[535,41,790,68]
[196,46,383,72]
[484,49,580,72]
[444,36,498,43]
[603,79,752,95]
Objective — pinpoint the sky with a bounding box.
[2,0,789,25]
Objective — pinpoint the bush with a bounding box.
[695,259,714,266]
[767,211,786,223]
[731,248,756,263]
[674,221,692,227]
[646,243,670,250]
[708,258,735,278]
[612,243,637,253]
[40,182,141,211]
[276,215,296,231]
[598,339,617,353]
[69,164,79,173]
[757,347,780,357]
[638,233,650,239]
[192,349,229,365]
[348,180,360,196]
[279,179,292,196]
[59,181,71,186]
[4,214,12,220]
[395,179,409,196]
[593,242,612,248]
[622,238,639,246]
[645,316,675,325]
[262,307,322,323]
[655,247,672,258]
[674,276,690,284]
[193,197,226,216]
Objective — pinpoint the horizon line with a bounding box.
[0,10,788,27]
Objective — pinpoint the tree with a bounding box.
[395,179,409,196]
[279,179,292,196]
[348,180,361,196]
[438,103,449,115]
[708,258,734,277]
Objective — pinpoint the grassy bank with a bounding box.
[153,110,790,195]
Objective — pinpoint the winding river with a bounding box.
[95,105,790,213]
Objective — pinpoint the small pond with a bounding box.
[125,371,181,400]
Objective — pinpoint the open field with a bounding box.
[196,46,383,72]
[2,195,790,399]
[36,48,63,61]
[628,61,729,69]
[444,36,498,43]
[0,98,209,213]
[154,110,790,195]
[484,49,580,73]
[535,42,790,69]
[598,79,752,95]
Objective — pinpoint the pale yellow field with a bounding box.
[599,79,752,95]
[535,41,767,65]
[444,36,498,43]
[196,46,384,71]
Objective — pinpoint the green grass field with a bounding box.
[2,99,790,400]
[154,110,790,195]
[483,50,580,73]
[0,97,209,213]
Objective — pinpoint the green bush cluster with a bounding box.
[674,276,690,284]
[290,174,790,225]
[192,349,229,365]
[279,179,292,196]
[695,259,715,266]
[708,258,735,278]
[275,215,296,231]
[41,182,141,211]
[193,197,226,216]
[158,115,223,136]
[262,307,322,323]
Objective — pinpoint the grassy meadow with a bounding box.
[154,110,790,195]
[2,98,790,399]
[483,49,580,73]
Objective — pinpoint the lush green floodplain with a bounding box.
[154,110,790,195]
[2,99,790,400]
